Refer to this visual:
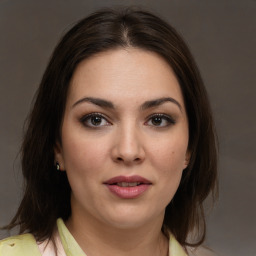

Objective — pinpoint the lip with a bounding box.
[103,175,152,199]
[104,175,151,184]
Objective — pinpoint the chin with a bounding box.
[101,208,164,230]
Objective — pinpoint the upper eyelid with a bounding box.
[147,113,172,118]
[79,112,175,123]
[81,112,109,119]
[146,113,175,121]
[80,112,111,123]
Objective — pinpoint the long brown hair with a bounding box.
[4,7,218,247]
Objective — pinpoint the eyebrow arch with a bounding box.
[141,97,182,111]
[72,96,182,111]
[72,97,115,109]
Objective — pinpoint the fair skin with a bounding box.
[55,48,190,256]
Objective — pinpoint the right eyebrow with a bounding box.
[72,97,115,109]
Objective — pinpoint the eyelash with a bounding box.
[79,113,176,128]
[80,113,111,128]
[145,113,176,127]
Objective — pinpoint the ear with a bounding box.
[54,142,65,171]
[183,150,191,170]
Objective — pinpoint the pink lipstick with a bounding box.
[103,175,152,199]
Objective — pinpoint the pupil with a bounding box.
[152,117,162,126]
[91,116,102,126]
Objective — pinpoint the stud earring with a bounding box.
[56,162,60,171]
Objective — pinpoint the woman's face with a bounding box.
[55,48,190,229]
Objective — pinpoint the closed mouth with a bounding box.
[115,182,143,187]
[103,175,152,186]
[104,176,152,199]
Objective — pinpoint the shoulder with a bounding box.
[0,234,41,256]
[187,246,221,256]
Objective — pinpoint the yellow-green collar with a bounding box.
[57,218,86,256]
[57,218,187,256]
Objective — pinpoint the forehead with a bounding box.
[67,48,185,108]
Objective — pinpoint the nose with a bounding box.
[111,125,145,165]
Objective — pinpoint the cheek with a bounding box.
[62,134,108,177]
[62,136,108,202]
[149,136,188,173]
[148,135,187,200]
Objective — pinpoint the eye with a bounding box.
[80,113,111,127]
[145,114,175,127]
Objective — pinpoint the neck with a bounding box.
[66,211,169,256]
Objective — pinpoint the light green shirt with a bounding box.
[0,218,187,256]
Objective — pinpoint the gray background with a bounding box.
[0,1,255,255]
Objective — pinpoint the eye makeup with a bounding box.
[145,113,176,128]
[79,112,111,128]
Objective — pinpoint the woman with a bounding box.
[0,7,218,256]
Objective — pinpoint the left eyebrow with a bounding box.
[140,97,182,111]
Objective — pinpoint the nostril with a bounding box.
[116,157,141,163]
